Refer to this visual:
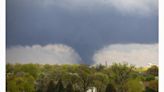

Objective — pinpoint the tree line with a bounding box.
[6,63,158,92]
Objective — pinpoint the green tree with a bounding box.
[47,80,56,92]
[55,79,65,92]
[6,74,18,92]
[145,75,155,81]
[146,80,158,92]
[124,79,145,92]
[36,72,52,92]
[6,73,35,92]
[76,65,94,92]
[107,63,135,92]
[21,64,40,78]
[95,64,105,71]
[6,63,158,92]
[146,65,158,76]
[105,83,116,92]
[145,87,156,92]
[66,82,74,92]
[6,64,14,73]
[93,72,108,92]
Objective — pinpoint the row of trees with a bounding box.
[6,63,158,92]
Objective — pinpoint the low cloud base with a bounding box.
[93,44,158,67]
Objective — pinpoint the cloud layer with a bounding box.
[37,0,158,15]
[7,44,158,66]
[93,44,158,66]
[6,44,82,64]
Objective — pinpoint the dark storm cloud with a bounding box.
[7,0,158,64]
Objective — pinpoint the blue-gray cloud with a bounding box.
[20,0,158,15]
[7,0,158,64]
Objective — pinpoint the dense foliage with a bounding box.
[6,63,158,92]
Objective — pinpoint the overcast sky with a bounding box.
[6,0,158,66]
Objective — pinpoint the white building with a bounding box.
[87,87,97,92]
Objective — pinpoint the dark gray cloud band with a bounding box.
[7,0,158,64]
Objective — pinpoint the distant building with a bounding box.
[87,87,97,92]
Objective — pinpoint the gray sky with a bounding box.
[6,0,158,65]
